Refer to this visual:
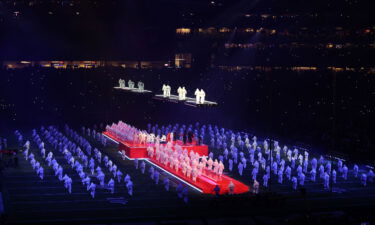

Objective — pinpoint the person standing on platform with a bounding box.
[166,85,171,97]
[186,164,192,178]
[181,87,187,100]
[199,89,206,104]
[177,86,182,100]
[138,81,144,91]
[192,168,198,182]
[162,84,167,97]
[218,161,225,176]
[213,159,219,174]
[194,88,200,104]
[174,158,180,173]
[207,158,213,171]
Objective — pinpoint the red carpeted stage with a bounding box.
[148,157,249,194]
[103,131,209,158]
[103,131,249,194]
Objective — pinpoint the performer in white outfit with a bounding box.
[162,84,167,97]
[128,80,134,88]
[181,87,187,100]
[177,86,183,100]
[166,85,171,97]
[138,81,144,91]
[118,79,124,88]
[200,89,205,104]
[194,88,200,104]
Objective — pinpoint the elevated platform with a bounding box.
[103,131,249,195]
[103,131,209,159]
[114,86,153,94]
[184,97,218,107]
[148,156,249,194]
[153,94,181,103]
[153,94,218,107]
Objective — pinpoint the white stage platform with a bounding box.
[153,94,218,107]
[114,86,153,94]
[184,97,218,107]
[153,94,180,103]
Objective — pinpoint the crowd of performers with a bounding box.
[107,121,227,184]
[147,143,225,182]
[106,121,161,145]
[15,132,46,182]
[147,123,374,193]
[16,125,134,198]
[107,121,202,146]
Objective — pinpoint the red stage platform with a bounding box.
[148,157,249,194]
[103,131,209,158]
[103,131,249,194]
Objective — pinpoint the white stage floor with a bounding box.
[154,94,218,107]
[114,86,153,94]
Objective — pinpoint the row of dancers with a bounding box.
[147,142,225,182]
[106,121,168,145]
